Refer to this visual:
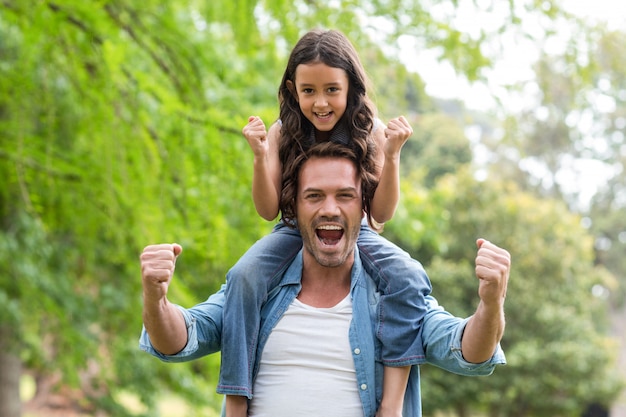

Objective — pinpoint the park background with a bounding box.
[1,1,625,416]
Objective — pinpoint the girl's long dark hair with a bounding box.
[277,29,379,228]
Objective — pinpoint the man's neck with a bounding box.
[298,255,353,308]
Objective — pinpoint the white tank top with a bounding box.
[248,295,362,417]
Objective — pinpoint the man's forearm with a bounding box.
[461,300,505,363]
[142,297,188,355]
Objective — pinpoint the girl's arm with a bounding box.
[370,116,413,224]
[242,117,282,220]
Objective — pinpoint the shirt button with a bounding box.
[360,384,367,391]
[354,348,361,355]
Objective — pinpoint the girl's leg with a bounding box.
[357,222,432,365]
[225,395,247,417]
[218,223,302,398]
[379,366,410,417]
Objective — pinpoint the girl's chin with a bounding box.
[312,120,336,131]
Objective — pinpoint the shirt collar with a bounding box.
[280,245,362,293]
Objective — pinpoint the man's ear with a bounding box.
[286,80,298,102]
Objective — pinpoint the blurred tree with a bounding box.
[0,1,268,415]
[478,24,626,411]
[401,113,472,186]
[390,170,622,416]
[584,29,626,306]
[482,25,626,297]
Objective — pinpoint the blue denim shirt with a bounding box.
[140,249,506,417]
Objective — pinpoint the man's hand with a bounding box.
[475,238,510,307]
[140,243,188,355]
[140,243,182,304]
[461,238,510,363]
[242,115,269,157]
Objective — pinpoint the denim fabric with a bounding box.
[217,220,432,397]
[139,248,506,417]
[219,223,302,397]
[139,287,226,362]
[356,225,432,365]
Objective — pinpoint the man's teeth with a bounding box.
[317,225,341,230]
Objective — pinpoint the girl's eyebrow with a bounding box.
[297,81,343,87]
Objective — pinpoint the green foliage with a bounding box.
[402,113,472,186]
[0,1,272,412]
[384,171,449,263]
[403,171,622,416]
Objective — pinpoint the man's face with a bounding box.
[297,156,363,268]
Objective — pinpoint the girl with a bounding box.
[220,29,432,417]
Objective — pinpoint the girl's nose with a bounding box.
[314,94,328,107]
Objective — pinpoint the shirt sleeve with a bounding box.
[421,296,506,376]
[139,284,226,362]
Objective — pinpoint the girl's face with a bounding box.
[288,62,349,137]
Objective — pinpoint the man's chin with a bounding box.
[315,256,345,269]
[313,248,351,268]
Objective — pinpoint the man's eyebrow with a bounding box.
[337,186,358,193]
[301,186,357,193]
[302,187,323,194]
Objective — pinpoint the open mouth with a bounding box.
[315,111,333,121]
[316,224,343,245]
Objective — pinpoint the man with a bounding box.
[139,142,510,417]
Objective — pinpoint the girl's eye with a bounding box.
[302,88,314,94]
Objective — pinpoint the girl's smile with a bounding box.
[288,62,349,136]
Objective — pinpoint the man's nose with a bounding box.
[319,197,340,216]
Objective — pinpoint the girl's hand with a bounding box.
[383,116,413,159]
[242,116,269,157]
